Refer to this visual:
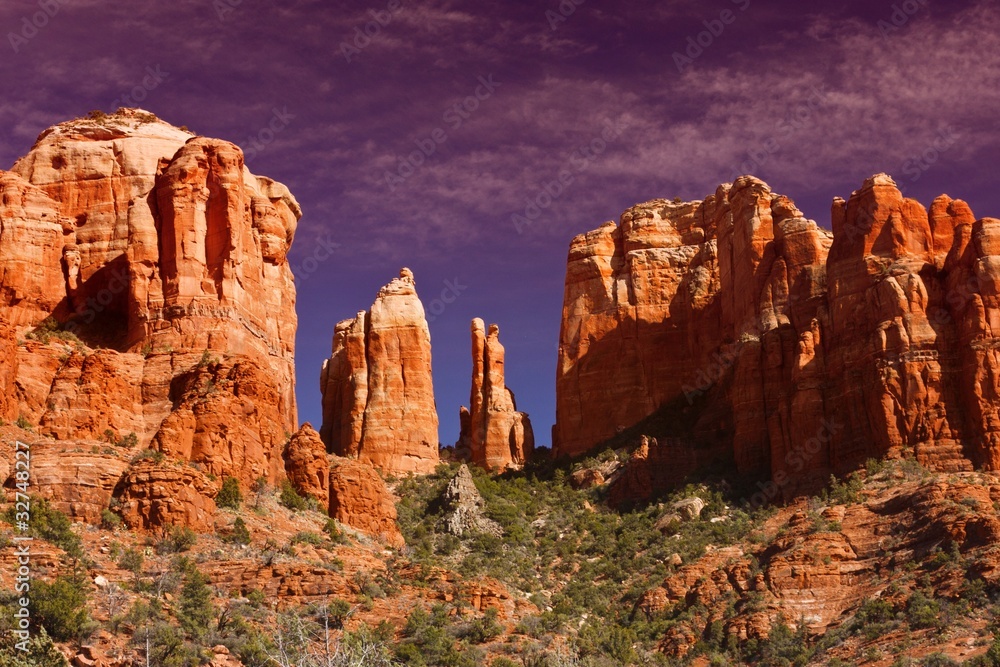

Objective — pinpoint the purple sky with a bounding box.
[2,0,998,447]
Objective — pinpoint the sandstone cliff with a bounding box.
[556,174,1000,497]
[0,109,302,526]
[319,268,440,475]
[457,318,534,470]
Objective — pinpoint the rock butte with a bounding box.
[0,109,309,529]
[556,173,1000,498]
[456,318,534,470]
[319,268,440,476]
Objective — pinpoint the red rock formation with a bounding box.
[328,456,404,547]
[284,423,330,506]
[152,356,290,488]
[132,136,299,425]
[555,192,730,459]
[0,110,303,529]
[36,348,145,441]
[5,108,299,427]
[460,318,534,470]
[556,174,1000,499]
[320,269,439,475]
[0,324,18,422]
[0,171,72,326]
[115,462,219,532]
[27,444,130,523]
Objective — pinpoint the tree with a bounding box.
[30,572,93,641]
[217,477,243,509]
[177,562,214,640]
[118,547,145,589]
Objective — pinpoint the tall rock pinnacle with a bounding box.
[458,318,534,470]
[320,268,440,475]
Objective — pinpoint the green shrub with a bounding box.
[905,590,943,630]
[120,432,139,448]
[15,415,33,431]
[324,518,347,543]
[216,477,243,509]
[852,597,896,635]
[131,449,165,464]
[466,607,503,644]
[156,525,197,554]
[279,481,309,511]
[30,572,93,641]
[228,518,251,545]
[118,547,144,587]
[823,473,864,505]
[4,497,82,559]
[970,633,1000,666]
[25,317,82,346]
[0,627,67,667]
[135,622,203,667]
[100,509,122,530]
[291,531,324,546]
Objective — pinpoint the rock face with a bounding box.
[284,423,330,506]
[459,318,534,470]
[0,324,18,422]
[319,268,439,476]
[152,355,291,488]
[328,456,404,547]
[115,462,219,532]
[29,446,130,524]
[556,174,1000,498]
[0,171,72,326]
[439,464,503,538]
[0,109,303,529]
